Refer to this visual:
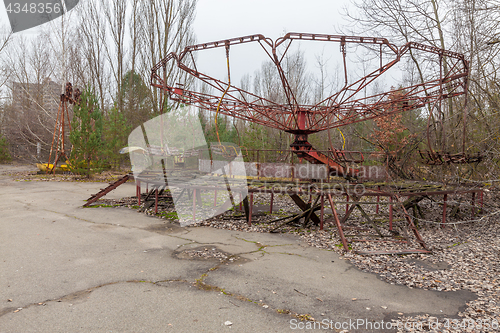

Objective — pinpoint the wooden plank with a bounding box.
[356,249,432,255]
[289,194,321,225]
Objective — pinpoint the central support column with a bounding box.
[288,110,357,179]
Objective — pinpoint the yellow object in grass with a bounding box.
[36,161,71,172]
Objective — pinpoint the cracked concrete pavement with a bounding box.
[0,165,476,332]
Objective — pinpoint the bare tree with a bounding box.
[2,33,59,161]
[77,0,110,111]
[100,0,128,112]
[0,24,14,134]
[0,24,13,92]
[137,0,198,115]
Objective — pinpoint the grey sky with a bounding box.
[190,0,390,92]
[193,0,349,42]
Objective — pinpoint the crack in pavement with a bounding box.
[0,279,190,318]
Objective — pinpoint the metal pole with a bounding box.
[155,188,159,214]
[327,193,348,251]
[389,196,393,231]
[192,189,197,221]
[239,192,243,211]
[137,180,141,205]
[376,186,380,214]
[248,192,253,226]
[471,192,476,217]
[346,195,349,215]
[270,192,274,213]
[320,194,324,231]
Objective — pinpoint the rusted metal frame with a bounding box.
[137,180,141,205]
[178,34,271,59]
[341,37,348,87]
[50,99,72,173]
[335,195,384,238]
[297,148,357,178]
[471,192,476,217]
[345,194,349,215]
[320,195,325,230]
[316,61,466,131]
[425,94,443,159]
[245,186,478,198]
[155,187,159,214]
[272,47,301,127]
[404,41,466,61]
[164,86,287,129]
[443,58,467,82]
[329,54,400,105]
[248,192,254,226]
[389,196,393,231]
[376,186,380,214]
[327,193,349,251]
[439,53,446,151]
[269,192,274,213]
[461,60,470,155]
[192,189,197,221]
[304,194,321,227]
[47,99,63,173]
[352,239,407,243]
[178,62,230,93]
[323,81,462,133]
[188,51,198,73]
[355,206,386,237]
[275,38,293,66]
[161,75,288,129]
[289,194,321,225]
[273,38,315,130]
[277,33,398,54]
[84,174,131,207]
[341,204,357,224]
[159,64,464,138]
[64,98,72,132]
[321,58,399,111]
[380,44,383,71]
[150,52,178,86]
[402,45,468,153]
[392,194,428,250]
[356,249,431,255]
[257,39,276,63]
[344,76,461,118]
[151,34,468,140]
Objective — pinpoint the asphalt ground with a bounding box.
[0,164,475,332]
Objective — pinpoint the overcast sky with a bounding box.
[191,0,364,88]
[0,0,350,38]
[193,0,350,42]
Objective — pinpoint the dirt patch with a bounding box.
[173,245,242,264]
[143,223,184,235]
